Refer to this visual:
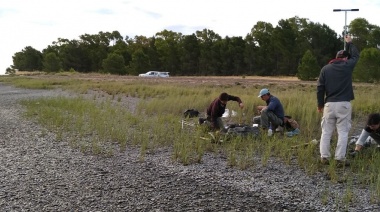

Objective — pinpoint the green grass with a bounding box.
[3,74,380,201]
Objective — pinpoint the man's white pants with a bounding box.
[320,101,352,160]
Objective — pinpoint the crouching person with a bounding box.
[253,88,284,135]
[200,92,244,132]
[350,113,380,157]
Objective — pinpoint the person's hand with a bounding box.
[317,106,323,113]
[345,35,352,43]
[239,102,244,109]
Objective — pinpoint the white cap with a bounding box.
[258,88,269,97]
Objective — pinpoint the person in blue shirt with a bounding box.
[254,88,285,132]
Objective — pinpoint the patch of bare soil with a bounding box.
[25,73,310,86]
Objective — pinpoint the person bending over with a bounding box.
[203,92,244,132]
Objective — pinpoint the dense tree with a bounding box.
[249,21,275,75]
[369,26,380,48]
[110,38,132,68]
[353,48,380,82]
[102,53,127,75]
[302,22,342,67]
[350,18,380,51]
[297,50,320,81]
[179,34,200,75]
[12,46,42,71]
[56,38,91,72]
[79,32,111,72]
[349,18,371,51]
[127,35,151,53]
[196,29,222,75]
[128,49,150,75]
[146,37,161,71]
[155,30,181,75]
[272,19,298,75]
[126,35,152,73]
[43,52,61,72]
[109,31,124,45]
[124,35,161,72]
[5,67,15,74]
[218,36,246,75]
[9,16,378,80]
[243,33,258,75]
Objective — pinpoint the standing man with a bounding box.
[205,92,244,132]
[254,88,284,134]
[317,35,359,166]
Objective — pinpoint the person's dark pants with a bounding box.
[370,132,380,145]
[253,109,283,129]
[202,116,226,132]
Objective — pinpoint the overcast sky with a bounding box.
[1,0,379,74]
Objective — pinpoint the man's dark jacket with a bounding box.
[317,42,360,107]
[207,94,242,128]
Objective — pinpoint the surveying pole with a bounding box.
[333,9,359,50]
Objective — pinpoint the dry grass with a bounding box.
[15,71,47,76]
[16,72,306,87]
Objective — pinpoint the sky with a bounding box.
[1,0,379,75]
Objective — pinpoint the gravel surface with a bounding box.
[0,83,378,211]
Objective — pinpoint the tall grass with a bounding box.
[21,96,137,156]
[4,74,380,201]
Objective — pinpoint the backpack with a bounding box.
[183,109,200,118]
[284,115,299,130]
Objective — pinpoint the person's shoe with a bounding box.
[275,126,284,135]
[336,160,350,168]
[285,128,300,137]
[198,118,205,125]
[267,129,273,137]
[349,150,360,158]
[320,157,330,165]
[292,128,300,135]
[275,126,284,132]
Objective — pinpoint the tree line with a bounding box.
[7,16,380,82]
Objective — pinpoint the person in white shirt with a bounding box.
[350,113,380,157]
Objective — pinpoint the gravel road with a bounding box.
[0,83,378,211]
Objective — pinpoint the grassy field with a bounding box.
[2,72,380,201]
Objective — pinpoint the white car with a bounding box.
[138,71,170,78]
